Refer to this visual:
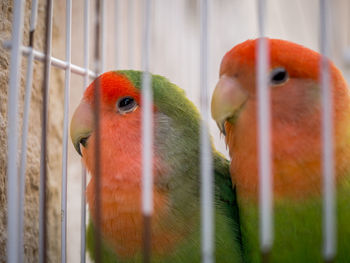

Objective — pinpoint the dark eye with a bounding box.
[270,67,288,85]
[116,96,138,114]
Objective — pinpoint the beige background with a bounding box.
[1,0,349,262]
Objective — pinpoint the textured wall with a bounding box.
[0,0,64,261]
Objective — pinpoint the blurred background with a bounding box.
[0,0,349,262]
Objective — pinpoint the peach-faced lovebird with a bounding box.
[70,70,243,262]
[211,39,350,262]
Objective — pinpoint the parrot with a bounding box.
[70,70,243,262]
[211,38,350,262]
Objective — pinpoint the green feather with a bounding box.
[238,178,350,263]
[85,70,243,262]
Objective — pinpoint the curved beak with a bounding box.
[211,75,248,135]
[70,100,93,156]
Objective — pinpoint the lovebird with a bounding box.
[211,38,350,262]
[70,70,243,262]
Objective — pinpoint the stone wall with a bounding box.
[0,0,64,261]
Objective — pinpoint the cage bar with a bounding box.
[256,0,273,259]
[114,0,119,68]
[3,43,97,78]
[101,0,106,73]
[92,0,103,262]
[60,0,72,262]
[39,1,53,262]
[29,0,39,33]
[141,1,153,262]
[127,0,134,68]
[18,43,34,263]
[199,0,214,262]
[7,0,25,262]
[319,0,336,261]
[18,1,39,262]
[80,0,90,262]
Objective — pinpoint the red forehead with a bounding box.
[84,71,140,105]
[220,38,322,80]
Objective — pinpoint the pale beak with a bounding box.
[70,100,93,156]
[211,75,248,135]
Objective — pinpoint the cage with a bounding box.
[1,0,350,262]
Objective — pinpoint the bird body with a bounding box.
[71,71,242,262]
[211,39,350,262]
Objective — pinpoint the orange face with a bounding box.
[211,39,350,202]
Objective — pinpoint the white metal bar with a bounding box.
[80,165,87,263]
[256,0,273,255]
[18,1,39,262]
[127,0,134,68]
[7,0,25,262]
[18,47,34,263]
[344,47,350,66]
[114,0,119,68]
[141,0,153,218]
[101,0,106,72]
[320,0,336,260]
[39,1,53,262]
[27,46,95,77]
[29,0,38,31]
[80,0,90,262]
[92,0,102,261]
[3,43,97,78]
[61,0,72,262]
[141,0,153,262]
[200,0,214,262]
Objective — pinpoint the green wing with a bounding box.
[213,151,243,262]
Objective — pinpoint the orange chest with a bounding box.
[86,180,186,259]
[226,109,350,202]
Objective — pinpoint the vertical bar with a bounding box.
[114,0,119,68]
[199,0,214,263]
[101,0,106,72]
[61,0,72,262]
[39,1,53,263]
[80,0,90,262]
[256,0,273,260]
[93,1,102,262]
[18,1,39,262]
[7,0,25,262]
[320,0,336,261]
[29,0,39,34]
[127,0,134,68]
[80,166,87,263]
[141,1,153,262]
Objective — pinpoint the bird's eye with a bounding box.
[270,67,288,85]
[116,96,138,114]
